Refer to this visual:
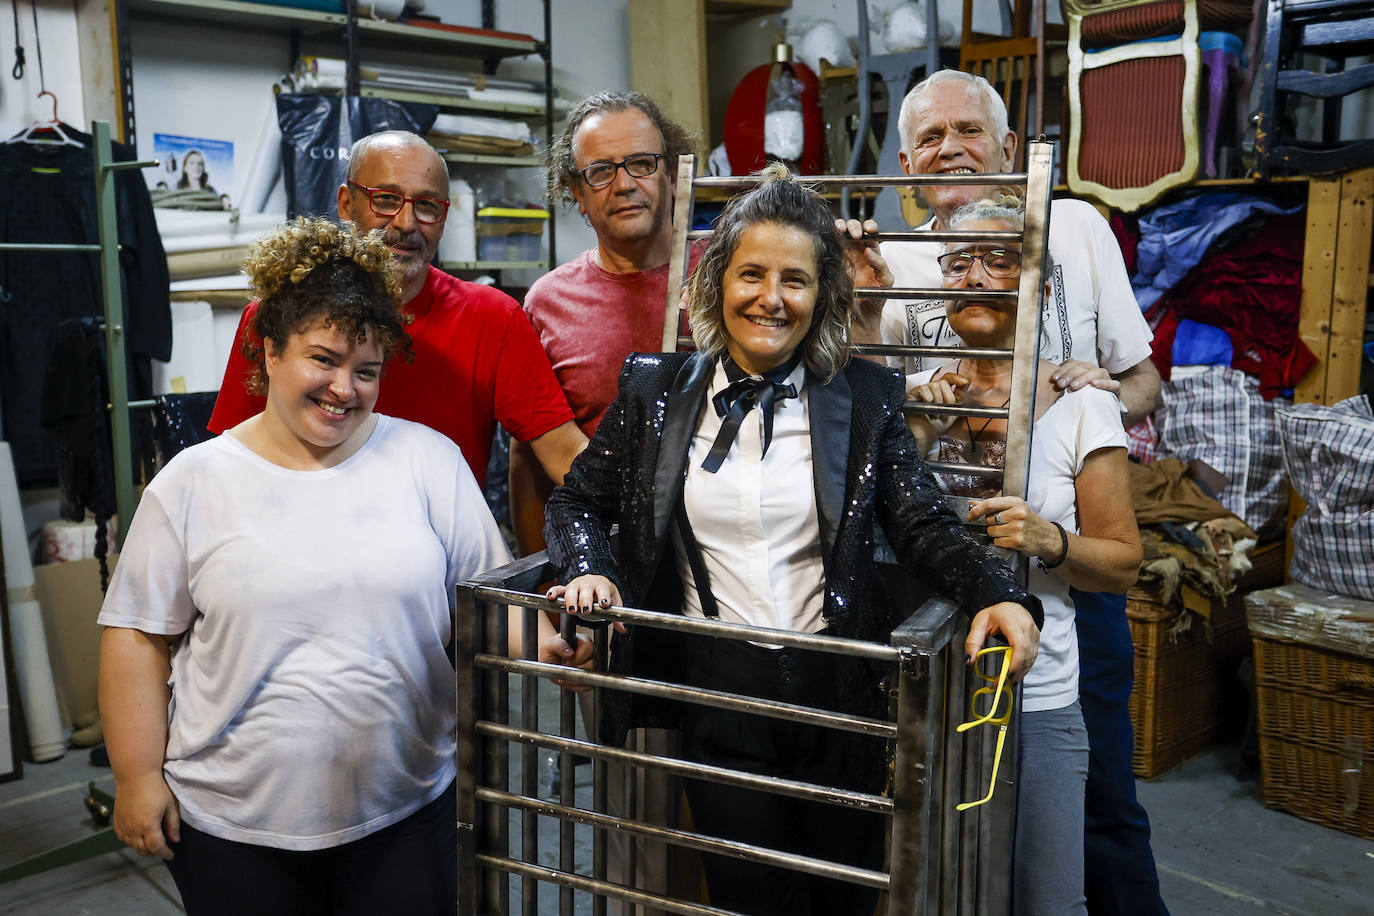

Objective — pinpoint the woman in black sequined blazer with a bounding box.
[541,166,1042,915]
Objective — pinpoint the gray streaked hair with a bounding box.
[687,163,852,382]
[547,90,696,209]
[897,70,1013,156]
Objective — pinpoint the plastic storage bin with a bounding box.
[477,207,548,262]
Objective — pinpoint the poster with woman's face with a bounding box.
[151,134,234,208]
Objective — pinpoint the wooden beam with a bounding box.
[1293,176,1341,405]
[75,0,121,142]
[1328,167,1374,403]
[629,0,710,154]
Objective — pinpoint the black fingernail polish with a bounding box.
[965,654,973,665]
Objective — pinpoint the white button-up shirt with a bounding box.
[673,359,826,635]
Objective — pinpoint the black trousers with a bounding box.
[679,635,886,916]
[164,780,457,916]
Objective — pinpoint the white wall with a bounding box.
[0,0,86,139]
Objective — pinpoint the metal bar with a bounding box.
[853,344,1014,360]
[591,626,608,916]
[557,650,575,915]
[482,598,511,914]
[0,829,125,885]
[691,173,1028,188]
[478,855,731,916]
[94,122,138,549]
[454,585,482,916]
[663,154,697,352]
[542,0,555,269]
[1001,139,1054,508]
[924,461,1005,480]
[687,229,1024,244]
[471,587,901,662]
[103,159,158,170]
[856,287,1018,300]
[904,403,1010,419]
[520,607,538,916]
[0,242,101,252]
[480,789,890,890]
[477,656,898,739]
[477,723,893,812]
[886,649,935,914]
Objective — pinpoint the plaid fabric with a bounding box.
[1156,366,1290,539]
[1127,415,1159,463]
[1277,395,1374,601]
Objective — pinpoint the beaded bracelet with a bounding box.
[1036,521,1069,571]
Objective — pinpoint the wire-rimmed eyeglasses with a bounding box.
[578,153,664,189]
[937,249,1022,279]
[347,180,450,225]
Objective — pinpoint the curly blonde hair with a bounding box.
[240,217,412,395]
[688,163,852,382]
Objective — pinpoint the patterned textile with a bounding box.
[1127,415,1159,463]
[1277,395,1374,601]
[1156,366,1289,539]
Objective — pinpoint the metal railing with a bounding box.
[456,555,1015,915]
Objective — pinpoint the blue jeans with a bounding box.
[1072,588,1170,916]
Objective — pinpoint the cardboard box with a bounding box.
[32,556,116,728]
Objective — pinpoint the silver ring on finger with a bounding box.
[993,512,1004,526]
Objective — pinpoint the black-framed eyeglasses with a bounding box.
[937,249,1022,279]
[578,153,664,189]
[347,180,450,224]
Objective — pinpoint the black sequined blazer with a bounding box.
[544,351,1042,764]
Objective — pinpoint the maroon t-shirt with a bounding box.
[207,266,573,487]
[523,249,698,436]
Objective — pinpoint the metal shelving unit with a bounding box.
[116,0,557,275]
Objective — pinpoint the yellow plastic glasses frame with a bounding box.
[956,645,1013,812]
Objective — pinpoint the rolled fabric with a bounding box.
[0,443,65,762]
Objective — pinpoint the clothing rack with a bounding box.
[0,120,155,549]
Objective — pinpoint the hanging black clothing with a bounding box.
[0,126,170,485]
[39,317,115,588]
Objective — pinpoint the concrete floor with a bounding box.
[2,735,1371,914]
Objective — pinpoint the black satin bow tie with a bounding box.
[700,354,802,473]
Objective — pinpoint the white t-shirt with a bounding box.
[879,199,1153,377]
[98,415,511,850]
[675,360,826,636]
[1019,386,1128,711]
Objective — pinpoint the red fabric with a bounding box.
[207,266,574,486]
[1151,213,1314,397]
[522,248,700,437]
[1079,57,1187,190]
[1109,211,1139,273]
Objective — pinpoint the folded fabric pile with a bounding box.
[1129,458,1258,623]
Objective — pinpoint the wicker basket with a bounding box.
[1127,542,1285,779]
[1253,635,1374,840]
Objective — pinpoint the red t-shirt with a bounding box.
[522,248,699,437]
[207,266,573,486]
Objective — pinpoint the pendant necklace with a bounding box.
[957,359,1012,463]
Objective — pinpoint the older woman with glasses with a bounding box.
[907,196,1143,916]
[539,165,1043,915]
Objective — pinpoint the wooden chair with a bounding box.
[960,0,1069,156]
[1061,0,1251,210]
[1255,0,1374,178]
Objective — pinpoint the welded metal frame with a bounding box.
[456,564,968,916]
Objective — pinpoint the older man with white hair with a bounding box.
[845,70,1169,916]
